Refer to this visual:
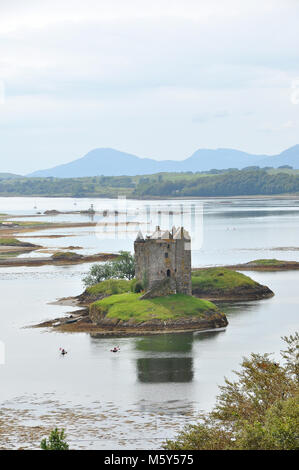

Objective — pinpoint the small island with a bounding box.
[191,267,274,300]
[35,227,277,336]
[88,292,226,334]
[0,250,118,267]
[38,282,227,336]
[0,237,41,255]
[37,227,230,335]
[224,259,299,271]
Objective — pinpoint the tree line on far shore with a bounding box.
[1,167,299,197]
[134,168,299,197]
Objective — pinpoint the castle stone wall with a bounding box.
[134,227,191,295]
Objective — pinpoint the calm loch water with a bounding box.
[0,197,298,449]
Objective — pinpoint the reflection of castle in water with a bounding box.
[135,333,194,383]
[137,357,193,383]
[136,333,193,354]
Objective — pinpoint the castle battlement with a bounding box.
[134,226,192,295]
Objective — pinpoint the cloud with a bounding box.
[282,121,297,129]
[290,78,299,104]
[0,0,298,172]
[258,120,298,133]
[0,1,289,33]
[192,111,230,123]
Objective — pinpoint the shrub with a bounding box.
[164,333,299,450]
[40,428,69,450]
[83,251,135,286]
[112,251,135,280]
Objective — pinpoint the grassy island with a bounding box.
[51,251,83,261]
[225,259,299,271]
[89,292,221,324]
[37,266,276,334]
[39,282,228,334]
[86,291,228,333]
[0,237,40,256]
[0,237,36,247]
[191,267,274,300]
[246,259,283,266]
[77,268,274,305]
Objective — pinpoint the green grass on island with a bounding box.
[86,279,135,297]
[244,259,285,266]
[191,267,256,292]
[86,270,257,298]
[0,237,27,246]
[90,293,219,323]
[51,251,82,260]
[84,268,264,303]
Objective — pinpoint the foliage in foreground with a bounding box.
[164,333,299,450]
[40,428,69,450]
[83,251,135,286]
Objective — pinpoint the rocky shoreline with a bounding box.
[0,244,40,255]
[191,267,274,301]
[34,306,228,336]
[192,280,274,301]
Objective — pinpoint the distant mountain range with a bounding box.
[26,144,299,178]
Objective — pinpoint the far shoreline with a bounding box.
[1,193,299,200]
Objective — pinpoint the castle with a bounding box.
[134,226,192,296]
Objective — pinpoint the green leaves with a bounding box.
[40,428,69,450]
[164,333,299,450]
[113,251,135,280]
[83,251,135,286]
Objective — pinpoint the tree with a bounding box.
[236,396,299,450]
[164,334,299,450]
[41,428,69,450]
[83,251,135,286]
[83,261,116,286]
[112,251,135,280]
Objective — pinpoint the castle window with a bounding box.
[165,252,168,258]
[167,269,171,277]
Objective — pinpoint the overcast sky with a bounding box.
[0,0,298,174]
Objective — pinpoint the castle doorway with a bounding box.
[167,269,171,277]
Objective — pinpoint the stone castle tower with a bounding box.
[134,226,192,296]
